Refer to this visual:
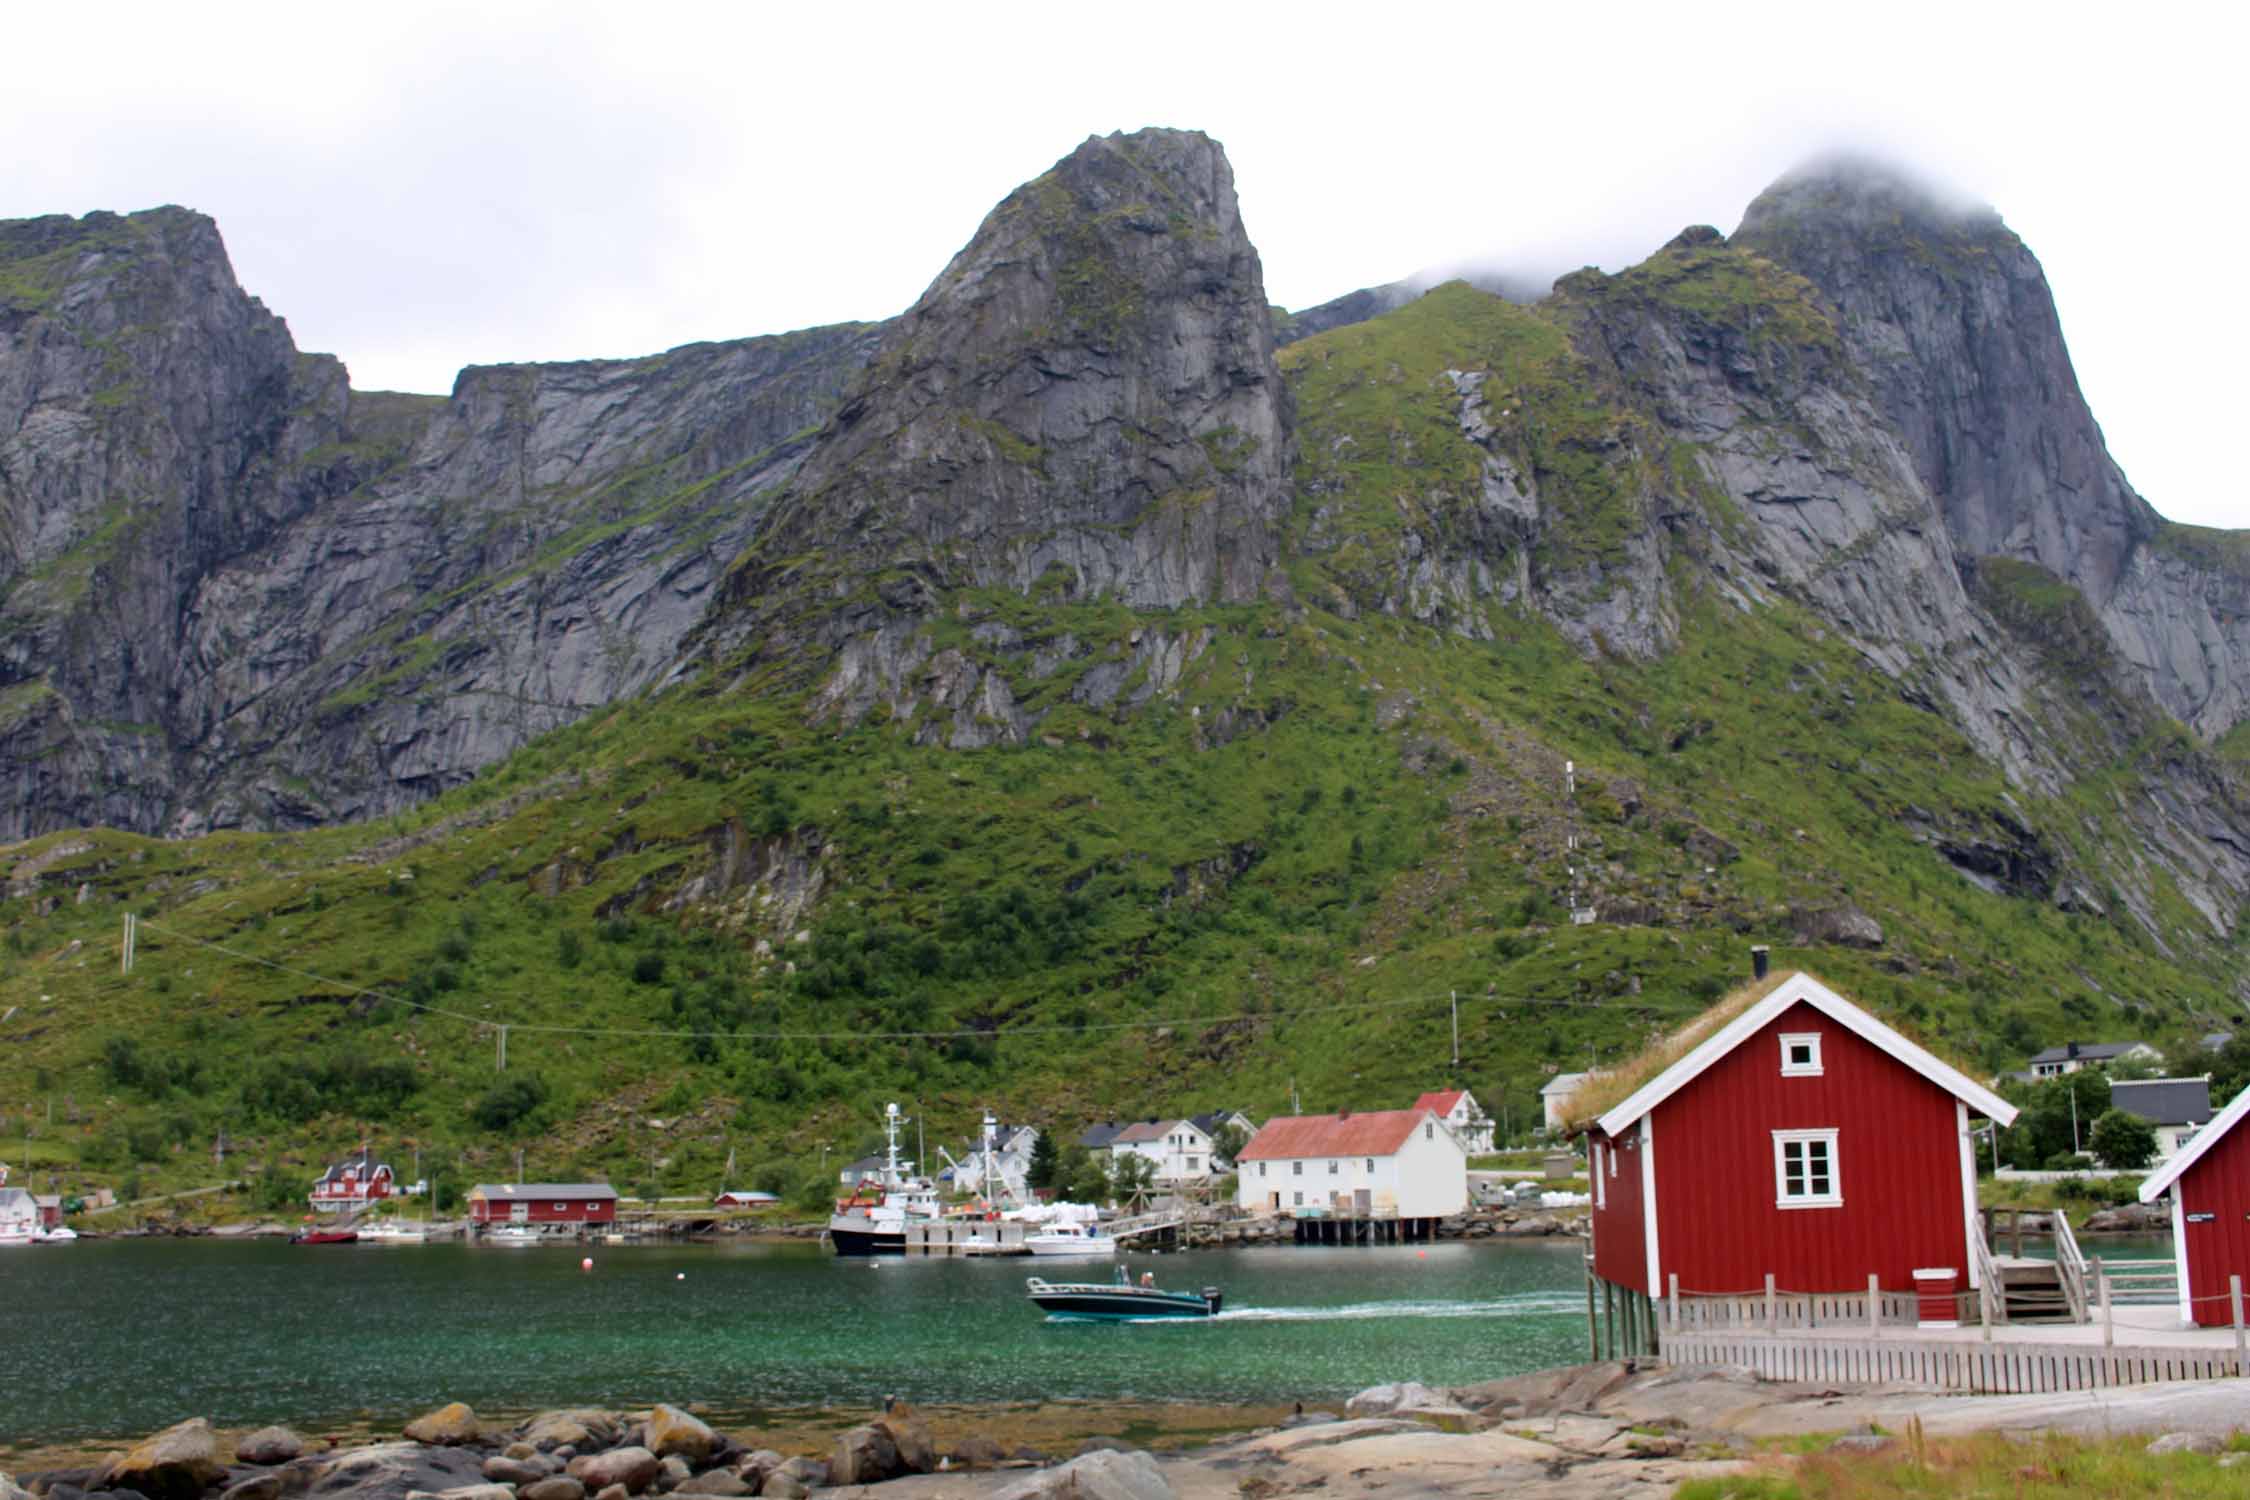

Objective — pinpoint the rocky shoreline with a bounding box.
[12,1359,2250,1500]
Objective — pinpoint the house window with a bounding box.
[1258,1162,1267,1177]
[1365,1158,1374,1172]
[1779,1033,1823,1077]
[1292,1160,1302,1175]
[1773,1129,1842,1209]
[1425,1123,1434,1140]
[1293,1191,1303,1206]
[553,1202,568,1212]
[1186,1157,1200,1172]
[1328,1159,1339,1174]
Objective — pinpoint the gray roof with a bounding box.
[467,1182,617,1200]
[2026,1041,2152,1066]
[1541,1072,1590,1097]
[1077,1121,1124,1150]
[2109,1078,2214,1127]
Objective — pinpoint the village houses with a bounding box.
[308,1147,394,1214]
[1235,1108,1467,1222]
[1412,1088,1496,1154]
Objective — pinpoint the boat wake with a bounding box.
[1210,1294,1583,1323]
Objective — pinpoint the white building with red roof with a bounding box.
[1235,1108,1466,1219]
[1411,1088,1495,1154]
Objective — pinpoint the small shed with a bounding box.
[1571,969,2016,1336]
[2138,1083,2250,1326]
[466,1182,618,1228]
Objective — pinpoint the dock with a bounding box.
[1286,1207,1444,1246]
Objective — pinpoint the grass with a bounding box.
[1694,1429,2250,1499]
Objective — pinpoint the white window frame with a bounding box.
[1779,1032,1824,1077]
[1772,1128,1841,1209]
[1594,1143,1607,1209]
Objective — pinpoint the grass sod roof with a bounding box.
[1554,968,1989,1133]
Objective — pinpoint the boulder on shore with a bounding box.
[992,1450,1173,1500]
[566,1448,659,1496]
[518,1414,628,1453]
[235,1430,308,1467]
[520,1481,586,1500]
[297,1443,488,1500]
[101,1420,237,1500]
[644,1408,716,1466]
[948,1437,1007,1471]
[829,1427,898,1487]
[402,1407,482,1447]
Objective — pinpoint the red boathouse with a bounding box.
[1569,968,2016,1345]
[466,1182,618,1229]
[2138,1084,2250,1326]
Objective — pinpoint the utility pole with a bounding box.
[1450,991,1459,1071]
[497,1026,508,1072]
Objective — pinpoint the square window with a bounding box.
[1772,1129,1842,1208]
[1293,1191,1303,1207]
[1328,1159,1338,1174]
[1779,1032,1823,1077]
[1292,1160,1302,1176]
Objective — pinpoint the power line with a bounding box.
[131,916,1695,1045]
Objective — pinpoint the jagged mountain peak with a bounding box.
[1736,153,2003,245]
[717,126,1291,713]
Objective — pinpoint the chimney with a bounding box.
[1751,945,1770,980]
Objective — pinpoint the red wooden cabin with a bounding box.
[2138,1084,2250,1327]
[466,1182,618,1226]
[1577,969,2016,1334]
[308,1148,394,1213]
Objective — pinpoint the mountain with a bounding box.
[3,132,2248,1197]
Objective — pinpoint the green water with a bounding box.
[1,1238,1589,1443]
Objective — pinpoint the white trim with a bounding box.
[1772,1127,1842,1209]
[1596,973,2018,1137]
[2173,1192,2192,1327]
[1641,1113,1661,1299]
[1956,1100,1982,1291]
[2140,1080,2250,1202]
[1779,1032,1824,1077]
[1593,1142,1606,1209]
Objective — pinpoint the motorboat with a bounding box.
[289,1228,358,1245]
[1026,1266,1222,1320]
[482,1223,541,1245]
[1024,1220,1119,1257]
[32,1225,79,1243]
[356,1220,429,1243]
[827,1103,941,1256]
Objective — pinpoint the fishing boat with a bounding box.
[288,1227,358,1245]
[1024,1220,1119,1257]
[1026,1266,1222,1320]
[826,1103,941,1256]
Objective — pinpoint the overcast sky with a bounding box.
[5,3,2238,527]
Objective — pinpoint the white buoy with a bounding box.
[676,1271,686,1280]
[581,1257,593,1272]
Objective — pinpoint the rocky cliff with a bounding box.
[0,208,877,838]
[707,128,1294,740]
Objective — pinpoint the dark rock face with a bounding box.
[714,127,1293,725]
[1732,157,2157,604]
[0,207,877,838]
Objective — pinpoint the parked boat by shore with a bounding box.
[1025,1221,1119,1257]
[827,1103,940,1256]
[1027,1266,1223,1320]
[288,1228,358,1245]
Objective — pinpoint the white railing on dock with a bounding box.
[1664,1330,2244,1393]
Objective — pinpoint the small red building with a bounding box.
[467,1182,618,1228]
[309,1149,394,1213]
[1577,969,2015,1332]
[2137,1084,2250,1327]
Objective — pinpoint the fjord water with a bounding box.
[2,1238,1586,1443]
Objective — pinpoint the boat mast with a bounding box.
[884,1102,904,1189]
[982,1111,998,1207]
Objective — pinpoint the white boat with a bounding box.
[356,1220,429,1243]
[827,1103,941,1256]
[1025,1221,1120,1256]
[32,1225,78,1243]
[482,1223,542,1245]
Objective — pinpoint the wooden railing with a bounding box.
[1970,1213,2006,1329]
[2052,1211,2090,1323]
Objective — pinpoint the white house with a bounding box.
[2024,1041,2160,1079]
[0,1185,37,1243]
[2109,1077,2215,1161]
[1110,1118,1218,1182]
[1235,1109,1467,1219]
[1413,1089,1495,1153]
[947,1122,1040,1200]
[1541,1073,1590,1132]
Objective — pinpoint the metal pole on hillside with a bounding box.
[1450,991,1459,1071]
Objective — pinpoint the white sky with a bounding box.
[4,3,2239,527]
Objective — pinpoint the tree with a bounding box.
[1026,1130,1060,1192]
[1209,1123,1250,1171]
[1109,1151,1156,1209]
[1999,1072,2112,1169]
[2089,1108,2158,1170]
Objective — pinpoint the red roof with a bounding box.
[1413,1090,1464,1116]
[1238,1110,1432,1161]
